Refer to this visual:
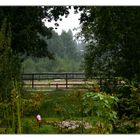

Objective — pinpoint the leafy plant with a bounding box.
[35,125,58,134]
[11,80,22,133]
[82,92,118,133]
[22,93,46,116]
[114,83,140,133]
[0,18,22,133]
[22,118,35,134]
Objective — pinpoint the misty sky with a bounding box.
[45,8,81,36]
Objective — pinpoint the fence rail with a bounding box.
[22,72,86,80]
[21,72,122,89]
[21,72,88,89]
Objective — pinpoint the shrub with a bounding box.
[35,125,58,134]
[82,92,118,133]
[114,84,140,133]
[22,118,35,134]
[22,93,46,116]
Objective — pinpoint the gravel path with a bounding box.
[45,120,92,130]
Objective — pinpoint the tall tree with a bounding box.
[0,7,71,133]
[45,30,65,58]
[0,6,70,58]
[60,29,79,60]
[22,29,82,73]
[78,7,140,81]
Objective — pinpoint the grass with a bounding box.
[39,89,86,118]
[22,117,59,134]
[22,87,140,134]
[21,88,98,134]
[22,116,94,134]
[0,128,6,134]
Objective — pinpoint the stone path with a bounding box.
[45,120,92,130]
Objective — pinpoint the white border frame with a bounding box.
[0,0,140,6]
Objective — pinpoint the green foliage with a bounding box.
[11,80,22,133]
[23,117,56,134]
[0,6,71,58]
[22,118,35,134]
[35,125,58,134]
[0,19,23,133]
[76,7,140,133]
[116,84,140,119]
[82,92,118,133]
[22,117,59,134]
[113,84,140,133]
[22,30,82,73]
[39,89,84,118]
[46,29,81,62]
[0,128,6,134]
[79,7,140,82]
[60,30,80,60]
[23,93,46,116]
[113,119,139,134]
[84,80,100,92]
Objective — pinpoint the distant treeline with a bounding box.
[22,29,84,73]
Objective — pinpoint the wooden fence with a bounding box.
[21,72,87,89]
[21,72,122,89]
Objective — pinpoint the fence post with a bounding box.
[66,73,68,88]
[56,83,58,89]
[32,74,34,88]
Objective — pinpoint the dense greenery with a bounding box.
[0,6,70,133]
[1,6,140,134]
[17,88,119,134]
[75,7,140,133]
[0,6,70,58]
[113,83,140,133]
[0,19,22,133]
[82,92,118,133]
[22,30,83,72]
[78,7,140,82]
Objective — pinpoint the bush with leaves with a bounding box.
[114,83,140,133]
[82,92,118,133]
[22,93,46,116]
[39,89,84,119]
